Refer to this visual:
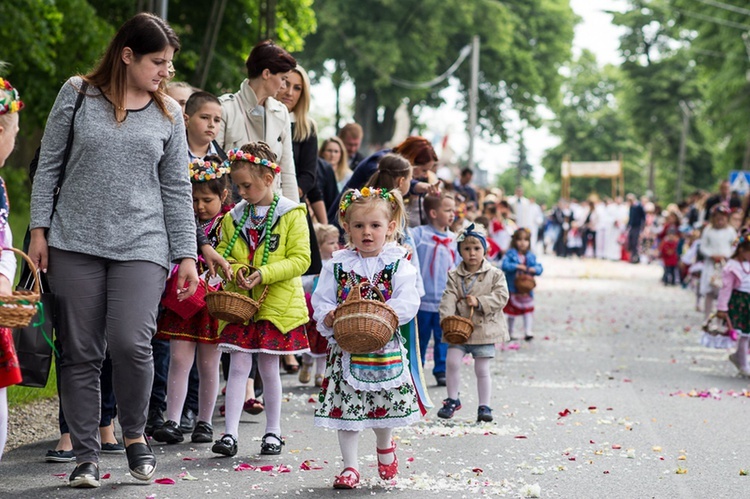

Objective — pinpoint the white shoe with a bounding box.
[728,353,750,377]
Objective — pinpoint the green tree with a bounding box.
[301,0,576,147]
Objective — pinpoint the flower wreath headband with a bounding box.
[224,148,281,174]
[0,77,24,116]
[339,187,396,218]
[189,158,230,182]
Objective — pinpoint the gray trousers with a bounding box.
[47,248,166,463]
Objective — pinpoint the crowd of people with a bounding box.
[2,11,747,493]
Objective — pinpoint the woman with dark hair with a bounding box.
[326,136,439,226]
[29,13,198,488]
[217,40,299,202]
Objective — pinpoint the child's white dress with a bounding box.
[311,243,422,430]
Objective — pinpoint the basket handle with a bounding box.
[468,306,474,320]
[345,281,385,304]
[2,247,40,295]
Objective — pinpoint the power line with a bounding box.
[691,0,750,17]
[676,8,750,30]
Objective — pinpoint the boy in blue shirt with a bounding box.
[411,192,457,386]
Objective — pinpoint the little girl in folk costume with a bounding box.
[716,229,750,377]
[213,142,310,458]
[0,76,22,461]
[699,205,736,319]
[152,156,231,446]
[501,228,544,341]
[312,187,421,489]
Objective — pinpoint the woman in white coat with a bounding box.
[217,40,299,202]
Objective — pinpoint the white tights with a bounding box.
[301,353,325,376]
[224,352,282,442]
[507,313,533,337]
[165,340,221,424]
[0,387,7,462]
[445,348,492,406]
[338,427,394,473]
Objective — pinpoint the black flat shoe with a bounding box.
[69,462,100,488]
[260,433,284,455]
[191,421,213,443]
[212,434,238,457]
[125,438,156,481]
[45,449,75,463]
[153,420,184,444]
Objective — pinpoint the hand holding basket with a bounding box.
[333,282,399,354]
[441,307,475,345]
[0,248,42,328]
[205,263,268,324]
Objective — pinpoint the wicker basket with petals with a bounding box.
[205,264,268,324]
[441,307,475,345]
[333,282,398,354]
[0,248,41,328]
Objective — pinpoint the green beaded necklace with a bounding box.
[222,194,279,269]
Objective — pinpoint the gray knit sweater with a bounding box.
[30,77,196,269]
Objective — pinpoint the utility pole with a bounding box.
[157,0,168,20]
[677,100,691,202]
[467,35,479,170]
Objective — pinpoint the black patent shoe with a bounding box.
[212,434,238,457]
[153,420,184,444]
[145,408,164,437]
[260,433,284,455]
[191,421,213,443]
[180,408,196,432]
[69,462,100,488]
[125,437,156,481]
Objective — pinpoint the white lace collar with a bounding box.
[331,242,406,274]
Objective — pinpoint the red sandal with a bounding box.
[333,467,360,489]
[377,441,399,480]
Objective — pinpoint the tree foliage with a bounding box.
[301,0,576,147]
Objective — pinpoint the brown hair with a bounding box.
[393,136,437,166]
[338,122,363,140]
[366,153,411,190]
[510,227,532,252]
[185,91,220,116]
[231,141,278,179]
[84,13,180,123]
[245,40,297,79]
[423,192,455,217]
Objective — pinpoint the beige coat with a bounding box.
[439,259,510,344]
[217,80,299,202]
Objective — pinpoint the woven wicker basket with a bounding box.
[441,307,475,345]
[702,313,732,337]
[333,282,398,354]
[0,248,41,328]
[205,265,268,324]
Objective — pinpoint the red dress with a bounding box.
[0,327,21,389]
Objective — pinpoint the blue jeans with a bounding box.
[417,310,447,377]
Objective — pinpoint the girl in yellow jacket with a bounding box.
[213,142,310,458]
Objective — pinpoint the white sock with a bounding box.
[523,313,534,336]
[165,340,195,423]
[338,430,359,471]
[736,336,749,369]
[196,343,221,424]
[0,388,7,462]
[474,357,492,406]
[224,351,253,438]
[507,317,516,337]
[257,353,282,442]
[445,348,462,400]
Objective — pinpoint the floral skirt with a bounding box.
[313,344,422,431]
[728,290,750,335]
[155,307,220,344]
[0,327,22,389]
[218,320,309,355]
[504,293,535,316]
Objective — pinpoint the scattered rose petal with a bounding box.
[235,463,254,471]
[182,457,197,461]
[472,467,483,473]
[677,455,687,461]
[612,444,621,450]
[676,467,688,474]
[278,465,291,473]
[740,469,748,476]
[558,408,571,418]
[603,470,610,474]
[179,471,198,481]
[520,483,542,498]
[307,397,316,403]
[300,460,323,470]
[589,440,596,444]
[652,446,662,452]
[407,457,415,462]
[515,435,528,439]
[101,473,111,479]
[53,473,67,477]
[154,477,176,485]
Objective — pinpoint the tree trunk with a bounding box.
[648,142,656,196]
[193,0,228,90]
[354,88,398,151]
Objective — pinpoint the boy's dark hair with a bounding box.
[192,154,229,205]
[460,167,473,177]
[185,91,220,116]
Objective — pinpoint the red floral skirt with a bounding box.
[155,307,220,344]
[503,293,535,317]
[0,327,22,389]
[305,294,328,356]
[218,320,309,354]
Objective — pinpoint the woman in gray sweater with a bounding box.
[28,13,198,488]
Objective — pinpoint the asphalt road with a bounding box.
[2,256,748,498]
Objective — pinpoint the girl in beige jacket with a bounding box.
[438,224,509,422]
